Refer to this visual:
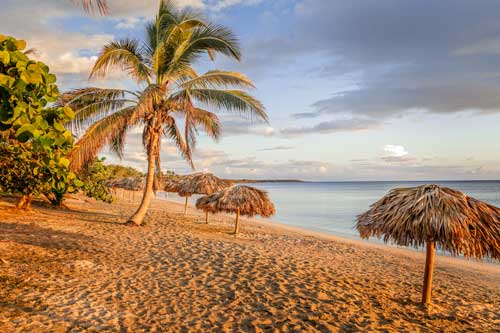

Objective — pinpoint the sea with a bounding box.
[159,180,500,253]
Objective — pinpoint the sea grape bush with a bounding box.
[0,34,81,208]
[78,158,114,204]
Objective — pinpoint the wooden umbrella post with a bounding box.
[184,196,189,216]
[234,208,240,235]
[205,211,209,224]
[421,241,435,306]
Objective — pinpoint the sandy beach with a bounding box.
[0,195,499,333]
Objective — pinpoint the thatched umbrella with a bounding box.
[106,177,144,191]
[356,184,500,306]
[196,185,276,234]
[163,177,184,193]
[177,173,231,220]
[106,177,145,200]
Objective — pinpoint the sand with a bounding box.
[0,194,499,333]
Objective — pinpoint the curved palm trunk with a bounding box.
[128,145,156,225]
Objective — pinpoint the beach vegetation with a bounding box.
[0,35,79,209]
[78,157,114,203]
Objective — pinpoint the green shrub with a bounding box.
[0,35,79,208]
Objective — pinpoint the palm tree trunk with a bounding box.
[128,145,156,225]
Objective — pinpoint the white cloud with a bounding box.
[383,145,409,157]
[114,17,143,29]
[209,0,263,11]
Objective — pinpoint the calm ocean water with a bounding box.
[249,181,500,240]
[161,180,500,240]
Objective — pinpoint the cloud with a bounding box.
[221,119,275,137]
[114,17,144,29]
[280,117,381,136]
[104,0,264,18]
[257,145,294,151]
[381,144,417,163]
[383,145,408,158]
[209,0,264,11]
[223,0,500,122]
[291,112,320,119]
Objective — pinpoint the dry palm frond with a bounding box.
[68,106,139,171]
[196,185,275,218]
[356,184,500,260]
[78,0,109,15]
[177,172,231,196]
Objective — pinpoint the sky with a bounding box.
[2,0,500,181]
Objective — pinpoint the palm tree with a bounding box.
[63,0,267,225]
[78,0,109,15]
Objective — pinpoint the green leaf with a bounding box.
[53,121,65,132]
[21,70,43,84]
[0,51,10,64]
[14,39,26,51]
[59,157,70,168]
[0,73,15,87]
[15,123,36,142]
[62,107,75,119]
[73,179,84,187]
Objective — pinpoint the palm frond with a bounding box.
[90,38,151,83]
[191,108,221,140]
[185,24,241,60]
[60,87,135,127]
[68,106,138,171]
[78,0,109,15]
[180,70,255,90]
[185,89,268,122]
[165,24,241,79]
[135,84,165,120]
[163,116,194,169]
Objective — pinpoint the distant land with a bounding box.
[230,179,304,183]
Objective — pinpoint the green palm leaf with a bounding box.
[183,89,267,122]
[90,38,151,83]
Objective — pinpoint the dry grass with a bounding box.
[357,184,500,260]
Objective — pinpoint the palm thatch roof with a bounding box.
[356,184,500,260]
[105,177,144,191]
[163,175,191,193]
[177,172,231,196]
[196,185,275,218]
